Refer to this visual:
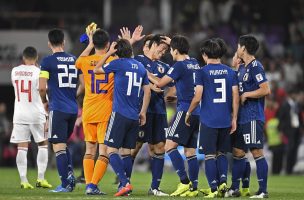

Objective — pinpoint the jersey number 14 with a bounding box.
[14,80,32,102]
[125,72,142,97]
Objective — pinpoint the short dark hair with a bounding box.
[200,39,222,59]
[115,39,133,58]
[148,34,167,49]
[214,38,227,57]
[238,35,259,55]
[23,46,37,60]
[170,35,190,55]
[93,29,110,49]
[144,34,154,45]
[48,29,64,46]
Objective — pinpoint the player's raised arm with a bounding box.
[76,74,85,98]
[185,85,203,126]
[119,25,145,45]
[94,42,117,74]
[79,23,98,57]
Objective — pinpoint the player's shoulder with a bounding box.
[156,60,170,68]
[251,59,264,69]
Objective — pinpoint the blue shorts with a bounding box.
[137,113,167,144]
[167,111,199,148]
[198,122,231,155]
[232,120,264,151]
[104,112,139,149]
[48,110,77,144]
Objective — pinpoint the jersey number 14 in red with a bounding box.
[15,80,32,102]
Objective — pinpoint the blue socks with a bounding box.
[55,150,69,187]
[187,155,199,190]
[66,147,73,174]
[216,153,228,184]
[151,153,165,189]
[122,154,133,181]
[231,156,246,190]
[242,158,251,188]
[255,156,268,193]
[167,148,190,184]
[109,153,128,187]
[205,155,218,192]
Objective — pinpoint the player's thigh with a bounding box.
[10,124,31,143]
[67,113,78,139]
[184,115,200,148]
[151,113,167,145]
[104,112,126,149]
[217,127,231,153]
[241,120,264,150]
[29,123,47,143]
[122,119,139,149]
[48,110,68,143]
[97,121,108,144]
[167,111,190,146]
[83,122,98,143]
[198,122,218,155]
[230,125,247,152]
[137,113,153,144]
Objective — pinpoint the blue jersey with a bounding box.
[134,55,173,114]
[102,58,150,120]
[167,58,200,115]
[195,63,238,128]
[40,52,78,114]
[238,59,267,124]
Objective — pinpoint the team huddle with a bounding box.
[10,23,270,198]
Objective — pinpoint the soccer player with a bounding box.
[39,29,79,192]
[132,34,175,196]
[186,38,239,198]
[75,29,115,195]
[150,35,200,197]
[226,52,252,198]
[10,46,52,189]
[94,39,151,196]
[227,35,270,198]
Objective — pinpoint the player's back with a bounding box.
[198,63,238,128]
[11,65,46,124]
[168,58,200,114]
[76,54,115,122]
[104,58,148,120]
[40,52,78,114]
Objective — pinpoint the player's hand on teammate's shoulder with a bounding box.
[139,112,146,126]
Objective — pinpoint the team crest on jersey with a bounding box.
[158,65,165,74]
[243,73,249,81]
[138,131,145,138]
[255,73,264,82]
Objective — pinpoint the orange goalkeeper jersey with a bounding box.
[76,54,115,123]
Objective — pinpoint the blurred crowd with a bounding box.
[0,0,304,175]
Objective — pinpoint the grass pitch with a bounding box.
[0,167,303,199]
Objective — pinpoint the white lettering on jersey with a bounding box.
[209,69,228,76]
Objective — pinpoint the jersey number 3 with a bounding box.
[213,78,226,103]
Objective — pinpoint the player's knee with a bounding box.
[107,147,118,155]
[18,142,29,148]
[98,144,107,156]
[153,142,165,154]
[250,148,263,158]
[184,148,196,157]
[165,140,177,152]
[120,148,131,155]
[52,143,66,152]
[84,154,94,159]
[233,148,245,157]
[37,140,48,146]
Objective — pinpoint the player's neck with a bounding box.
[145,52,154,61]
[175,54,189,61]
[243,55,256,67]
[51,47,64,53]
[24,60,36,66]
[95,48,107,55]
[206,58,220,64]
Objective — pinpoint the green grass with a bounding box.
[0,167,303,199]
